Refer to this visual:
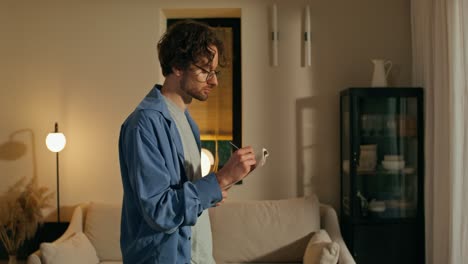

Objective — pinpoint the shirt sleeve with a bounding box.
[121,115,222,234]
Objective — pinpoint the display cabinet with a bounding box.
[340,88,424,264]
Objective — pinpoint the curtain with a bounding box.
[411,0,468,263]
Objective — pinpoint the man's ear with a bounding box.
[172,66,183,77]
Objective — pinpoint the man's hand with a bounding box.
[216,190,228,206]
[215,146,256,190]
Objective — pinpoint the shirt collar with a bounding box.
[136,84,173,121]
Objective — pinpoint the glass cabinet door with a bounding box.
[355,96,419,219]
[340,88,425,264]
[341,95,351,216]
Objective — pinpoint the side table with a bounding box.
[0,260,26,264]
[0,222,69,261]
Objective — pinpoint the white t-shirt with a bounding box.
[163,96,216,264]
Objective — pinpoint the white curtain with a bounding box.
[411,0,468,263]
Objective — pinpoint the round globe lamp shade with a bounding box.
[46,133,66,152]
[201,148,214,176]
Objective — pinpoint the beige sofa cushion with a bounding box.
[84,202,122,261]
[209,196,320,263]
[40,232,99,264]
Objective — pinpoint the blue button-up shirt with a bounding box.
[118,85,223,264]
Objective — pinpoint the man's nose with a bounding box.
[207,74,218,86]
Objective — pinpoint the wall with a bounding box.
[0,0,412,220]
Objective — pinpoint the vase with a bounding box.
[371,59,392,87]
[8,255,17,264]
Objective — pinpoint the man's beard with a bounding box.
[179,77,209,104]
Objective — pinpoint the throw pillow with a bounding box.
[40,232,99,264]
[303,229,340,264]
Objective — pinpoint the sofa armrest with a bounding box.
[319,204,356,264]
[27,204,87,264]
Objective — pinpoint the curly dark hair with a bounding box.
[157,20,226,77]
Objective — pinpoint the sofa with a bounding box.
[27,195,355,264]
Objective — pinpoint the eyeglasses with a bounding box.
[192,64,221,82]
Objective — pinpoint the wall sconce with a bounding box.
[45,122,66,223]
[271,3,279,66]
[201,148,215,177]
[304,5,311,67]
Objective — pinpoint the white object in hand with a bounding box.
[229,142,269,168]
[255,148,270,168]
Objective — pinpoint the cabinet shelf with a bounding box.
[350,217,418,225]
[344,168,417,176]
[356,169,417,176]
[360,135,418,139]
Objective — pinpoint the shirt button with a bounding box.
[188,236,191,240]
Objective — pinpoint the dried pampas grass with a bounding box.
[0,177,53,255]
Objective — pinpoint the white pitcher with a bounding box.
[371,59,392,87]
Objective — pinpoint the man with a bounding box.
[118,20,256,264]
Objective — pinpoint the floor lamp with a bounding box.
[45,122,66,223]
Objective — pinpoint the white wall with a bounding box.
[0,0,412,220]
